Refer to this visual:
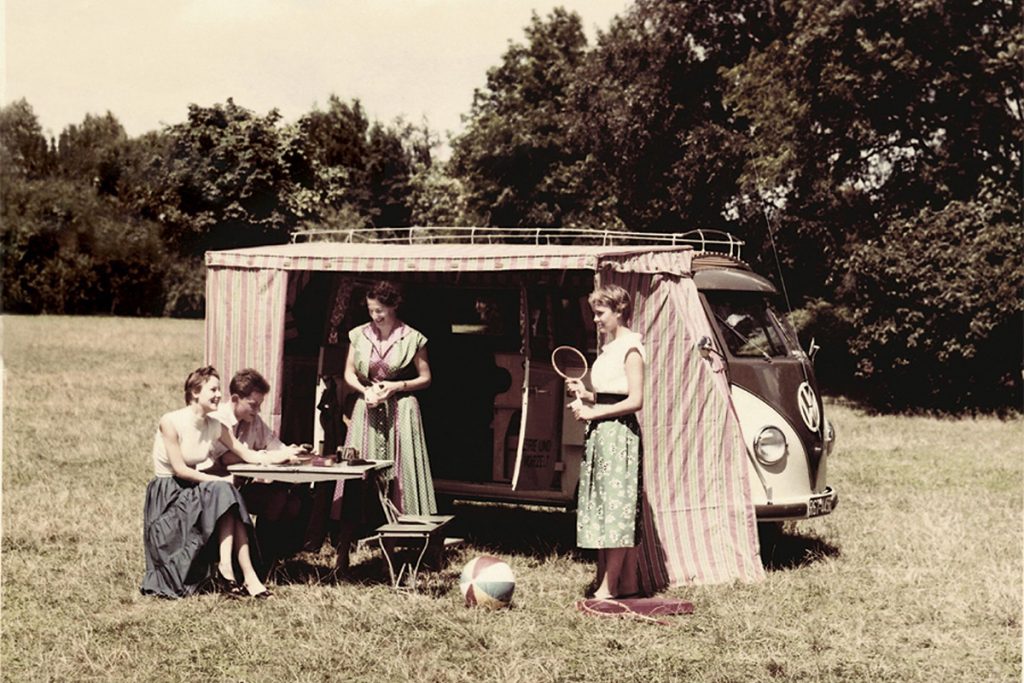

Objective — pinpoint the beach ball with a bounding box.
[459,556,515,609]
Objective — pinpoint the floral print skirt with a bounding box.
[576,415,641,549]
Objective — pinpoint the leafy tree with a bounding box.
[1,175,166,315]
[450,9,592,227]
[722,0,1023,408]
[724,0,1022,292]
[408,165,475,227]
[0,99,52,179]
[839,185,1022,411]
[570,1,780,234]
[293,97,423,231]
[296,96,373,217]
[155,99,309,254]
[366,122,413,227]
[55,112,128,195]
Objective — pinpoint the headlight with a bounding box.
[823,419,836,456]
[754,426,787,465]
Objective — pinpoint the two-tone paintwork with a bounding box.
[693,260,838,521]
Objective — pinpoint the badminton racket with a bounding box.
[551,345,588,410]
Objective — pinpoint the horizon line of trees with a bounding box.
[2,0,1021,413]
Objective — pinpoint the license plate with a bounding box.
[806,495,833,517]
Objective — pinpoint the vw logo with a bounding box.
[797,382,820,432]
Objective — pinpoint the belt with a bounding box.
[595,393,628,405]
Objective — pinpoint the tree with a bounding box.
[296,96,373,218]
[722,0,1023,408]
[292,97,425,231]
[155,99,309,254]
[839,186,1022,411]
[570,1,781,234]
[0,99,52,179]
[724,0,1023,297]
[450,9,593,227]
[56,112,128,195]
[1,175,166,315]
[366,122,413,227]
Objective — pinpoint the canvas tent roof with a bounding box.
[205,242,695,275]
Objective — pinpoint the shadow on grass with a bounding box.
[263,501,584,591]
[444,501,584,561]
[758,523,841,571]
[264,510,838,592]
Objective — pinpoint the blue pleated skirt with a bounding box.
[140,476,251,598]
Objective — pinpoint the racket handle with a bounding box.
[569,397,583,411]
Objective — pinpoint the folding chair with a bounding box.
[372,481,460,590]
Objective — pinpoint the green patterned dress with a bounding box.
[334,322,436,515]
[576,333,645,549]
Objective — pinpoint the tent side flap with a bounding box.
[602,261,764,588]
[205,266,289,433]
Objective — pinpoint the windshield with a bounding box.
[704,291,799,359]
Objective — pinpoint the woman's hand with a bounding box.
[571,402,597,422]
[367,380,407,404]
[363,385,383,408]
[566,379,593,403]
[375,381,399,401]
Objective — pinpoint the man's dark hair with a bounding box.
[230,368,271,398]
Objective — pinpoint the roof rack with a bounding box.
[290,226,744,258]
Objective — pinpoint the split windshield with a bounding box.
[704,291,799,359]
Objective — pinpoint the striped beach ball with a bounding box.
[459,556,515,609]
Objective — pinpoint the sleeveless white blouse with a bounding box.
[590,332,646,394]
[151,407,223,477]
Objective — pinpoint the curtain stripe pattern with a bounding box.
[205,266,289,433]
[602,258,764,588]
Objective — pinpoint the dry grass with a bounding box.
[2,314,1021,682]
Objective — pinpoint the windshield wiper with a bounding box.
[713,312,773,362]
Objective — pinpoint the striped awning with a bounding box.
[205,242,694,276]
[205,240,763,586]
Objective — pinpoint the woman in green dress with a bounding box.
[567,284,645,599]
[332,281,436,518]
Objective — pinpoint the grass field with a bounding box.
[2,315,1021,682]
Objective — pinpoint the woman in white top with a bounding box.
[567,284,645,599]
[141,366,295,598]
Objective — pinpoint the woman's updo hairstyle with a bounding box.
[184,366,219,406]
[366,280,402,308]
[588,284,632,323]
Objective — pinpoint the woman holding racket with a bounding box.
[566,284,645,600]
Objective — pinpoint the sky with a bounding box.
[2,0,632,153]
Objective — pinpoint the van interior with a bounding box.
[278,271,595,500]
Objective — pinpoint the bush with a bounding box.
[834,192,1023,412]
[1,176,169,315]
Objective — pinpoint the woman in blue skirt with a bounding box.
[567,285,645,599]
[140,366,296,599]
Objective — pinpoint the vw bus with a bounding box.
[204,227,837,532]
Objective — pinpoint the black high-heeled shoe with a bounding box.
[243,585,274,599]
[213,569,243,597]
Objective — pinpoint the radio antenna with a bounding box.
[754,169,794,316]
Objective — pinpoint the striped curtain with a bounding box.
[602,267,764,588]
[204,266,289,433]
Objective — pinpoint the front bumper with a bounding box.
[755,486,838,521]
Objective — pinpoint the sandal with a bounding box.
[212,569,243,597]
